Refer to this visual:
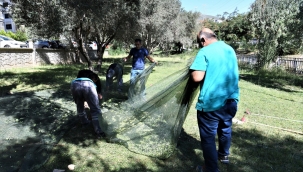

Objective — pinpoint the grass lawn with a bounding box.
[0,51,303,172]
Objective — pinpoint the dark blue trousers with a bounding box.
[197,100,237,172]
[71,80,103,134]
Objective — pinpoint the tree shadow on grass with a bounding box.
[0,89,77,172]
[38,126,202,172]
[240,71,303,93]
[223,125,303,172]
[173,124,303,172]
[37,122,303,172]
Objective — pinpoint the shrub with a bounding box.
[108,41,127,56]
[0,29,28,41]
[227,41,240,51]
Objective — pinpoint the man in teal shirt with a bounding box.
[190,28,239,172]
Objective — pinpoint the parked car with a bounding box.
[34,40,50,49]
[51,40,67,49]
[49,40,58,49]
[0,35,28,48]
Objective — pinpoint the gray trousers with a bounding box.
[71,80,102,134]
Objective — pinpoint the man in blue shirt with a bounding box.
[190,28,239,172]
[123,39,157,98]
[124,38,157,84]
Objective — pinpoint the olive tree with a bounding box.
[135,0,182,53]
[172,10,200,51]
[250,0,303,69]
[13,0,199,69]
[159,9,200,54]
[13,0,138,70]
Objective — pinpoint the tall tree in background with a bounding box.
[275,0,303,55]
[217,12,252,51]
[136,0,182,53]
[14,0,94,68]
[64,0,139,70]
[173,10,200,50]
[13,0,199,69]
[160,9,200,54]
[13,0,66,39]
[219,13,251,42]
[13,0,138,70]
[197,10,252,52]
[250,0,303,69]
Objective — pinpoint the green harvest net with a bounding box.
[101,60,199,159]
[0,58,199,171]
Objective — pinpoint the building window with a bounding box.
[4,14,10,18]
[6,24,12,30]
[3,2,8,8]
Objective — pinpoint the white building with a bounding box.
[0,0,16,32]
[199,14,223,23]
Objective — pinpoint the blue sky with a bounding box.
[180,0,255,16]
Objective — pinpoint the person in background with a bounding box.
[123,39,157,98]
[190,28,240,172]
[71,69,105,139]
[105,63,124,92]
[124,38,157,83]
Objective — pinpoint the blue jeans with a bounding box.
[130,69,143,84]
[130,69,145,97]
[197,100,237,172]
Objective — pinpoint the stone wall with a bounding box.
[34,49,76,65]
[0,48,107,69]
[0,48,34,68]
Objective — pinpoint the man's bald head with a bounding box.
[198,28,216,40]
[197,28,217,47]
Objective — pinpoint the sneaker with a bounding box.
[218,156,229,164]
[196,165,205,172]
[96,132,106,139]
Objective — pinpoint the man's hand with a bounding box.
[98,93,103,99]
[123,57,129,62]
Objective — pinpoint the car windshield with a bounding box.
[0,36,14,41]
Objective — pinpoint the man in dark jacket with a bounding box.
[71,69,105,138]
[106,63,123,92]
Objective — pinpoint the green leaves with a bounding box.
[249,0,303,68]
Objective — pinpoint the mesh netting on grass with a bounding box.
[0,59,198,171]
[101,60,199,159]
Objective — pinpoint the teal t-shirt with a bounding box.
[190,41,239,112]
[71,78,96,87]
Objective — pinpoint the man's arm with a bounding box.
[124,49,133,62]
[124,54,132,62]
[95,77,103,99]
[191,70,205,82]
[146,55,157,64]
